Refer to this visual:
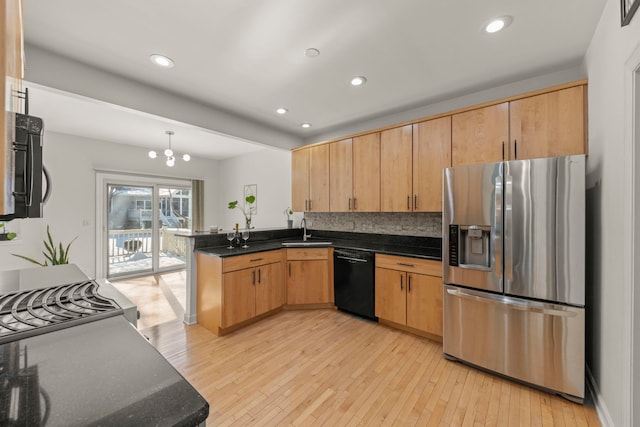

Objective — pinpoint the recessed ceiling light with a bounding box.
[301,123,312,129]
[304,48,320,58]
[150,54,175,68]
[276,107,288,114]
[483,16,513,34]
[350,76,367,86]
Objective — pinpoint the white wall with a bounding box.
[217,148,293,230]
[584,0,640,425]
[0,131,220,276]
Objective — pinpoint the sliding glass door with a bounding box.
[105,181,192,279]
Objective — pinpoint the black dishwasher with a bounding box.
[333,248,377,320]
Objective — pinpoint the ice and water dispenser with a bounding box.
[448,224,491,269]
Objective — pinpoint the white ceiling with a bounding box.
[22,0,605,159]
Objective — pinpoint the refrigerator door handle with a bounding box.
[493,175,502,279]
[504,174,513,281]
[445,288,579,317]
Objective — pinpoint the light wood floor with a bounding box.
[113,273,601,427]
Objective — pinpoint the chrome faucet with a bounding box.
[301,217,312,241]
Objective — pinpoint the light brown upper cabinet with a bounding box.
[452,84,588,166]
[452,103,509,167]
[291,145,330,212]
[330,134,380,212]
[1,0,24,186]
[509,85,587,160]
[412,116,452,212]
[381,125,413,212]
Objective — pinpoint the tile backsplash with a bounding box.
[304,212,442,238]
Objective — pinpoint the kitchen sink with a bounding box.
[281,241,333,247]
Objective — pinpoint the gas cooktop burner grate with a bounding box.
[0,280,123,344]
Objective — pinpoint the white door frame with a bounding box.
[95,171,191,280]
[624,44,640,427]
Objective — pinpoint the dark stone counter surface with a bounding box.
[0,316,209,427]
[0,265,209,426]
[192,229,442,261]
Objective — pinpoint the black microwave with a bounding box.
[0,113,50,221]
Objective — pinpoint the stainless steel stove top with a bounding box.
[0,280,123,344]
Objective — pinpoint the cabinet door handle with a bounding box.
[309,200,312,211]
[348,198,352,210]
[408,275,412,293]
[414,195,417,210]
[258,268,261,284]
[252,270,256,285]
[353,198,357,210]
[514,139,518,159]
[397,262,415,267]
[400,274,404,291]
[502,141,505,160]
[305,200,308,211]
[406,196,410,210]
[250,258,263,262]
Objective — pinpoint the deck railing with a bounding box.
[108,228,188,264]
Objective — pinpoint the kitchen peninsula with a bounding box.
[180,228,442,339]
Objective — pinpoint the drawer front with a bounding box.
[375,254,442,277]
[286,248,330,261]
[223,250,283,273]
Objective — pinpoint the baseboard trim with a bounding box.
[183,312,197,325]
[586,365,614,427]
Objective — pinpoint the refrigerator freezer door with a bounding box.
[443,285,585,400]
[443,162,502,293]
[504,155,585,306]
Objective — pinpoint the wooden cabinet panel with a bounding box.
[287,259,330,304]
[196,253,223,333]
[412,116,451,212]
[509,85,587,160]
[352,133,380,212]
[255,262,284,316]
[1,0,23,211]
[222,249,283,273]
[309,144,330,211]
[452,102,509,167]
[329,138,353,212]
[376,254,442,277]
[222,268,256,327]
[406,273,442,336]
[286,248,329,261]
[291,149,309,212]
[380,125,413,212]
[375,267,407,324]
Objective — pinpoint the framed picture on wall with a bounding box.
[622,0,640,26]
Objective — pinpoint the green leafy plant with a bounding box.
[12,225,77,266]
[228,195,256,228]
[0,222,17,241]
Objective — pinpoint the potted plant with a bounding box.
[228,195,256,229]
[12,225,77,266]
[0,222,17,241]
[284,207,293,228]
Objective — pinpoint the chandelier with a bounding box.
[148,131,191,167]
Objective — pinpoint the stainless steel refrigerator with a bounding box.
[442,154,585,402]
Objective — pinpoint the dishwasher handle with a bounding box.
[336,255,368,263]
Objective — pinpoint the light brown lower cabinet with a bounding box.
[286,248,333,306]
[223,261,284,326]
[197,250,284,335]
[375,254,443,339]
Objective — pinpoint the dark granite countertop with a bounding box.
[196,230,442,261]
[0,265,209,426]
[0,315,209,427]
